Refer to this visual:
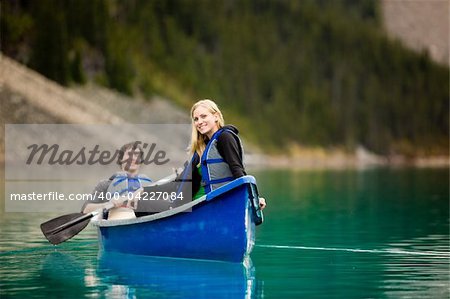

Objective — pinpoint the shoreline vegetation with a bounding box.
[247,148,449,171]
[2,1,448,161]
[1,54,448,170]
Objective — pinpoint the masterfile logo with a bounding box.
[5,124,192,212]
[25,142,170,166]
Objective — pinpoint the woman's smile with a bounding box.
[193,106,219,138]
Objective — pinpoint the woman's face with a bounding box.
[121,147,142,173]
[192,105,219,138]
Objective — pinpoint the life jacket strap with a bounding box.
[204,158,225,164]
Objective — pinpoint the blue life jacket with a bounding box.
[107,172,152,196]
[194,128,244,193]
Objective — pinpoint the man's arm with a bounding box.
[81,179,111,214]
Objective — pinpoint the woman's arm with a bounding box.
[190,154,201,197]
[217,132,246,178]
[218,132,266,210]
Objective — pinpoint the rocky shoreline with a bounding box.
[246,148,449,171]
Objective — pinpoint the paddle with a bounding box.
[40,167,184,245]
[41,202,114,245]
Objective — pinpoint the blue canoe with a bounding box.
[92,176,264,263]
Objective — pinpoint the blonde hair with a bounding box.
[189,99,225,157]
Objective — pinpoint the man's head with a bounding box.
[117,141,144,173]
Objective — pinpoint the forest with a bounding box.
[2,0,448,155]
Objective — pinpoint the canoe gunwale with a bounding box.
[92,175,257,228]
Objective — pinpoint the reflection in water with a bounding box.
[97,251,260,298]
[37,250,262,298]
[39,251,104,298]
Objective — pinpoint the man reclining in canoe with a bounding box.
[81,141,152,219]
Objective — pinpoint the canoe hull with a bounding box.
[95,176,261,263]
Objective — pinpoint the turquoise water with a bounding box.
[1,168,449,298]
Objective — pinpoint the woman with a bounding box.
[82,141,153,218]
[189,99,266,210]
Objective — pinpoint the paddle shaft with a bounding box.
[48,202,114,235]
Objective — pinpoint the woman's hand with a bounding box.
[259,197,267,210]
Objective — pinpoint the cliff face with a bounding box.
[0,54,190,163]
[381,0,449,66]
[1,54,124,125]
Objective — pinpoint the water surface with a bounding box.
[1,168,449,298]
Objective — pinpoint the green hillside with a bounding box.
[2,0,448,155]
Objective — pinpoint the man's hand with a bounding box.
[127,188,143,209]
[111,195,127,208]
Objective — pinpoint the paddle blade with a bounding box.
[40,213,92,245]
